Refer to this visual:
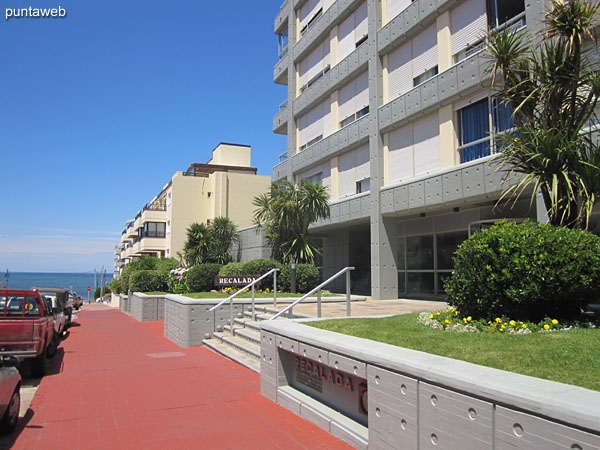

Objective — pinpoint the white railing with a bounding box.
[270,266,355,320]
[209,268,280,335]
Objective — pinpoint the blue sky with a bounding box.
[0,0,287,272]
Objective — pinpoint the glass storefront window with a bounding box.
[406,235,434,270]
[436,231,468,270]
[407,273,435,295]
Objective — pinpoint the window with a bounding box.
[458,98,490,163]
[413,66,438,87]
[303,173,323,185]
[356,178,370,194]
[207,192,212,198]
[143,222,166,238]
[278,29,289,58]
[487,0,525,29]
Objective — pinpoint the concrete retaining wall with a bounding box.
[119,294,130,314]
[260,320,600,450]
[130,293,165,322]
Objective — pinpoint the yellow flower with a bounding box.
[436,312,441,316]
[551,319,558,325]
[544,324,550,330]
[522,324,527,328]
[463,318,467,323]
[488,321,492,325]
[429,315,434,319]
[449,307,454,312]
[467,316,472,322]
[445,319,450,324]
[509,320,516,327]
[495,318,502,323]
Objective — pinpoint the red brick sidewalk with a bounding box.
[12,305,352,449]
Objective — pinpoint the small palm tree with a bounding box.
[487,0,600,229]
[253,180,330,264]
[207,217,239,264]
[182,222,209,267]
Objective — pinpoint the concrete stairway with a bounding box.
[202,305,308,373]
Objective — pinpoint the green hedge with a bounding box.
[187,264,223,292]
[129,270,167,293]
[243,259,283,289]
[445,221,600,321]
[155,257,180,276]
[109,279,121,295]
[279,264,320,293]
[218,262,246,277]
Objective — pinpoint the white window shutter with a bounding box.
[354,1,368,43]
[306,43,324,84]
[298,115,308,148]
[338,78,356,123]
[387,42,412,101]
[412,23,438,77]
[387,0,412,23]
[413,112,440,176]
[355,144,370,181]
[338,10,355,61]
[355,71,369,111]
[338,150,357,198]
[388,125,414,183]
[451,0,487,55]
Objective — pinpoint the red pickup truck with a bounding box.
[0,289,56,377]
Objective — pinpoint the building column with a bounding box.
[286,6,297,182]
[368,0,397,300]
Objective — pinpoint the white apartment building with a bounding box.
[271,0,553,299]
[115,143,271,274]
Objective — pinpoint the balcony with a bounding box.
[275,0,289,34]
[274,52,289,85]
[139,237,167,254]
[141,208,167,223]
[273,105,289,134]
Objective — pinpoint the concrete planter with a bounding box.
[130,293,165,322]
[260,319,600,450]
[119,294,130,314]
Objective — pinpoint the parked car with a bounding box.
[32,287,71,328]
[0,289,56,377]
[0,355,21,434]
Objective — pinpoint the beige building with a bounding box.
[114,143,271,273]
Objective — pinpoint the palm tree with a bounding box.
[207,217,239,264]
[182,222,209,266]
[253,180,330,264]
[486,0,600,229]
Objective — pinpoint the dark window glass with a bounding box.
[492,98,514,133]
[407,273,435,295]
[397,238,405,271]
[436,231,468,270]
[406,235,434,270]
[397,271,406,295]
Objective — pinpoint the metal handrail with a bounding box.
[270,266,354,320]
[208,268,280,335]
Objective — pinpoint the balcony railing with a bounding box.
[279,151,288,163]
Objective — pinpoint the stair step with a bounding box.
[213,332,260,359]
[243,311,274,321]
[203,338,260,373]
[234,318,261,331]
[223,325,260,345]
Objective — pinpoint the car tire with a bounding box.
[0,388,20,435]
[31,346,47,378]
[47,334,58,358]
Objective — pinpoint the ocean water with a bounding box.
[2,272,114,297]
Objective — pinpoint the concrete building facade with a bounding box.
[114,143,271,274]
[271,0,553,299]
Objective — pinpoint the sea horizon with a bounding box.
[3,271,114,297]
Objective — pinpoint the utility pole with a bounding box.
[94,269,97,296]
[4,269,8,288]
[100,266,105,299]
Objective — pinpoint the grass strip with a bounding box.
[308,313,600,391]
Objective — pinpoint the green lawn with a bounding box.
[308,314,600,391]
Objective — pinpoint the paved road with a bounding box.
[4,304,351,449]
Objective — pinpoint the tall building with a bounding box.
[115,143,271,274]
[271,0,551,299]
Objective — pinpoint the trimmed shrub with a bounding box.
[279,263,320,293]
[218,262,246,277]
[187,264,223,292]
[445,221,600,321]
[109,279,121,295]
[243,259,283,289]
[129,270,168,293]
[155,258,180,276]
[120,255,157,292]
